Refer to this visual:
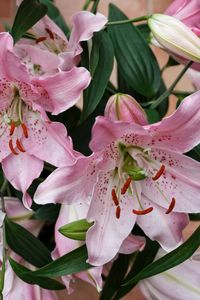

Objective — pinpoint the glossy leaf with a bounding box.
[11,0,48,43]
[5,218,52,268]
[25,245,91,277]
[59,219,93,241]
[100,254,130,300]
[114,239,159,300]
[108,4,161,99]
[33,203,60,222]
[9,258,65,290]
[123,225,200,287]
[40,0,70,36]
[81,31,114,122]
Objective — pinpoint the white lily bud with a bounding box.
[148,14,200,63]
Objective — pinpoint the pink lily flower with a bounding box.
[34,90,200,266]
[52,202,145,293]
[139,249,200,300]
[0,32,81,208]
[1,197,59,300]
[16,7,107,71]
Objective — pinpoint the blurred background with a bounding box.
[0,1,196,299]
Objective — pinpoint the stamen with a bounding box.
[165,197,176,214]
[121,177,132,195]
[9,122,15,136]
[21,123,28,138]
[16,139,26,153]
[132,207,153,215]
[112,189,119,206]
[9,140,18,155]
[45,28,54,40]
[152,165,165,181]
[36,37,47,44]
[116,206,121,219]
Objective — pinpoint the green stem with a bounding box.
[0,179,7,194]
[0,194,6,299]
[150,61,193,109]
[107,15,149,26]
[83,0,92,10]
[91,0,100,13]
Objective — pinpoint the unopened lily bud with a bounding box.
[148,14,200,63]
[104,94,148,125]
[59,218,93,241]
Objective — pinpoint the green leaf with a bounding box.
[145,108,160,124]
[108,4,161,99]
[123,225,200,287]
[9,258,65,290]
[5,218,52,267]
[59,219,93,241]
[114,239,159,299]
[189,213,200,221]
[25,245,91,277]
[40,0,70,36]
[81,31,114,122]
[100,254,130,300]
[11,0,48,43]
[33,203,60,222]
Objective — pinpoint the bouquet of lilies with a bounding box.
[1,0,200,299]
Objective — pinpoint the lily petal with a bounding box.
[142,149,200,213]
[137,195,189,251]
[33,67,91,114]
[2,153,43,209]
[86,170,137,266]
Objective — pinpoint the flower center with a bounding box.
[35,28,67,54]
[111,143,176,219]
[1,86,29,155]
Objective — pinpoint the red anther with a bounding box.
[35,36,47,44]
[121,177,132,195]
[9,140,18,155]
[165,197,176,214]
[21,123,28,138]
[45,28,54,39]
[112,189,119,206]
[16,139,26,153]
[132,207,153,215]
[9,122,15,136]
[152,165,165,181]
[116,206,121,219]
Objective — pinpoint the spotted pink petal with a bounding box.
[23,110,76,167]
[34,154,97,205]
[142,148,200,213]
[137,196,189,251]
[86,170,139,266]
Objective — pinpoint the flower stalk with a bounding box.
[107,15,150,26]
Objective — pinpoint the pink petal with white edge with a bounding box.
[34,154,97,205]
[137,195,189,251]
[2,153,43,209]
[147,90,200,153]
[23,110,76,167]
[33,66,91,114]
[68,11,107,51]
[119,234,146,254]
[86,170,138,266]
[142,149,200,213]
